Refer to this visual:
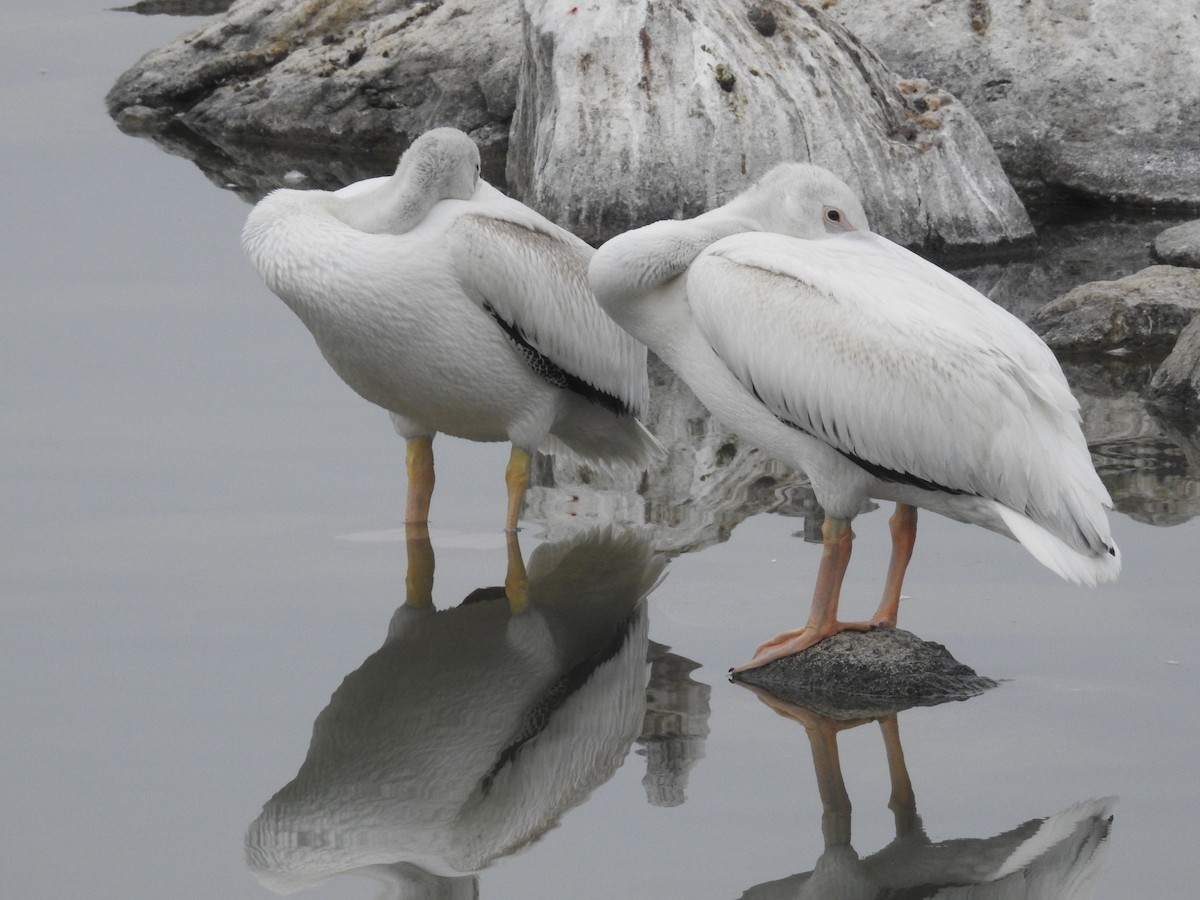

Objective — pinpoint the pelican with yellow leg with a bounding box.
[242,128,661,609]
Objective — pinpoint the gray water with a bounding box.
[3,5,1199,899]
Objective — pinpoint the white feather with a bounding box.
[591,162,1119,584]
[690,230,1114,558]
[241,128,660,469]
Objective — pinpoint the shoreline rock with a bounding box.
[107,0,1031,250]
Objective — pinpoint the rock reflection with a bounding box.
[1063,356,1200,526]
[736,687,1115,900]
[245,526,708,897]
[527,357,850,556]
[637,642,712,808]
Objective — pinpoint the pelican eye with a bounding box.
[822,205,853,233]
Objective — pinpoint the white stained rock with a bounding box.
[824,0,1200,208]
[508,0,1032,249]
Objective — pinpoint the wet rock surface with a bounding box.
[731,629,997,719]
[1061,356,1200,526]
[1149,317,1200,419]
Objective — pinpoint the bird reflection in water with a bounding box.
[737,685,1115,900]
[245,526,703,897]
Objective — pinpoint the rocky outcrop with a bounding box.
[510,0,1031,248]
[107,0,1032,249]
[107,1,523,184]
[824,0,1200,208]
[1153,220,1200,269]
[1031,266,1200,353]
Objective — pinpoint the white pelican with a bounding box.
[242,128,660,534]
[589,163,1120,672]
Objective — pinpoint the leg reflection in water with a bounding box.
[738,685,1116,899]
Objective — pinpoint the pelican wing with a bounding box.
[688,231,1112,550]
[447,188,650,416]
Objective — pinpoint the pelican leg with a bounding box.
[732,515,873,672]
[873,503,917,628]
[404,521,435,610]
[404,436,435,524]
[504,446,531,533]
[503,528,530,614]
[741,684,860,846]
[879,714,919,835]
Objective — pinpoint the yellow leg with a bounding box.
[504,446,531,533]
[503,529,530,614]
[403,521,435,610]
[732,515,873,672]
[405,436,435,525]
[873,503,917,628]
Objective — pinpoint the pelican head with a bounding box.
[328,127,483,235]
[733,163,870,239]
[396,127,482,204]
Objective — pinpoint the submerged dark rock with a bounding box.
[1149,317,1200,418]
[731,628,997,719]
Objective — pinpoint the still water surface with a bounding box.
[3,5,1198,898]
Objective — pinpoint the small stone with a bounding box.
[730,628,997,719]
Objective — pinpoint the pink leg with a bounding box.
[732,515,874,672]
[872,503,917,628]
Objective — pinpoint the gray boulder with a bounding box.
[1149,317,1200,417]
[107,0,1031,250]
[824,0,1200,207]
[106,0,523,184]
[511,0,1031,248]
[1031,266,1200,352]
[1153,220,1200,269]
